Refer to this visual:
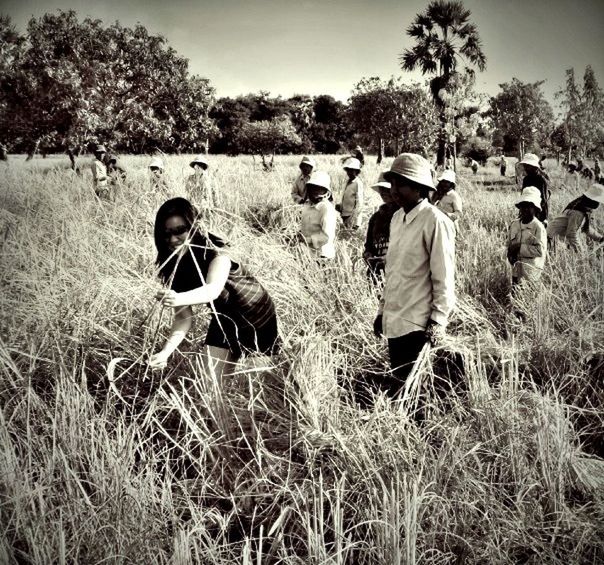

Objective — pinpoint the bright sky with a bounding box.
[3,0,603,107]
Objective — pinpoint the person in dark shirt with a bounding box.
[148,198,280,378]
[517,153,550,224]
[363,172,399,284]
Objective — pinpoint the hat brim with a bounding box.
[383,170,434,190]
[306,183,330,193]
[190,161,208,168]
[515,200,541,211]
[371,182,391,191]
[583,188,604,204]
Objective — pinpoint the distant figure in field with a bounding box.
[547,183,604,250]
[149,197,280,377]
[576,157,584,173]
[338,157,364,229]
[434,170,462,224]
[91,144,109,199]
[341,146,365,167]
[186,154,215,208]
[539,155,546,170]
[470,159,479,175]
[299,171,337,260]
[105,154,127,189]
[593,157,601,181]
[0,143,7,161]
[149,157,169,192]
[373,153,455,394]
[291,156,316,204]
[507,186,547,286]
[499,153,507,176]
[363,172,398,285]
[516,153,549,224]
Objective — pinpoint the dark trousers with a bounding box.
[384,331,428,398]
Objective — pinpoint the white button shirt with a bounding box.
[380,198,456,338]
[300,199,338,259]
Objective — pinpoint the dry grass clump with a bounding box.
[0,155,603,563]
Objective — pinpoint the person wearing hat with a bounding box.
[516,153,550,224]
[105,154,127,188]
[547,183,604,250]
[373,153,456,393]
[186,154,215,207]
[507,186,547,285]
[363,172,399,284]
[292,156,316,204]
[149,157,169,192]
[470,159,479,175]
[499,153,507,177]
[91,144,109,199]
[299,171,337,260]
[339,157,364,230]
[434,170,462,223]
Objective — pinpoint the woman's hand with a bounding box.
[155,289,184,308]
[148,350,170,369]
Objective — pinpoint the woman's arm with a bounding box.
[148,305,193,368]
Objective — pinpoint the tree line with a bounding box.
[0,8,602,163]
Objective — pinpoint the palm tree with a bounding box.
[401,0,486,166]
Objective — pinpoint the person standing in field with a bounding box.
[547,183,604,250]
[299,171,338,260]
[373,153,455,394]
[516,153,550,224]
[291,156,316,204]
[363,172,398,284]
[106,154,127,191]
[594,157,601,181]
[149,157,169,192]
[338,158,364,230]
[149,198,280,377]
[507,187,547,285]
[186,154,215,208]
[499,153,507,176]
[91,144,109,199]
[470,159,479,175]
[434,170,462,223]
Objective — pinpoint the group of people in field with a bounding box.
[89,143,604,403]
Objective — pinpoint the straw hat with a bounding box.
[306,171,331,192]
[516,186,542,210]
[583,183,604,204]
[384,153,435,190]
[95,144,107,153]
[371,172,391,192]
[519,153,540,168]
[343,157,361,171]
[190,154,208,168]
[149,157,165,170]
[300,156,316,169]
[437,169,456,185]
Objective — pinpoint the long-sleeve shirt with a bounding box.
[300,199,338,259]
[547,209,603,249]
[522,172,549,222]
[435,190,463,222]
[292,173,311,204]
[340,178,364,227]
[507,218,547,281]
[92,158,107,188]
[379,199,456,338]
[186,174,217,208]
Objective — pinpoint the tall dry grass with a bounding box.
[0,153,603,563]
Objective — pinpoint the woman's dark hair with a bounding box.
[154,197,199,261]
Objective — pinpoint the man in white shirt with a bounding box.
[374,153,456,396]
[91,144,108,198]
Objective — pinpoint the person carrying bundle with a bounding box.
[149,198,280,378]
[547,183,604,250]
[434,170,462,223]
[291,156,316,204]
[338,157,364,230]
[299,171,338,260]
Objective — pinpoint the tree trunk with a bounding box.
[436,106,447,167]
[377,136,384,164]
[25,139,40,161]
[452,141,457,172]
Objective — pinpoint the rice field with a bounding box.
[0,153,603,564]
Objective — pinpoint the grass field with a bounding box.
[1,153,603,564]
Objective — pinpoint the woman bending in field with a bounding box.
[148,198,280,377]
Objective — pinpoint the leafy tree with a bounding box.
[311,95,350,154]
[400,0,486,166]
[489,78,554,158]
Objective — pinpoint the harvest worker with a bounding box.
[434,170,462,223]
[149,198,280,377]
[547,183,604,250]
[470,159,479,175]
[106,154,127,186]
[291,156,316,204]
[507,187,547,285]
[363,172,398,284]
[338,157,364,229]
[499,153,507,176]
[186,154,215,208]
[149,157,169,192]
[516,153,549,224]
[91,144,109,199]
[374,153,455,394]
[299,171,338,260]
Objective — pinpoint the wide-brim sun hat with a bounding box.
[384,153,435,190]
[437,169,456,185]
[190,154,208,168]
[515,186,542,210]
[371,172,391,192]
[149,157,165,170]
[306,171,331,192]
[299,156,316,169]
[342,157,361,171]
[95,144,107,153]
[583,183,604,204]
[519,153,540,168]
